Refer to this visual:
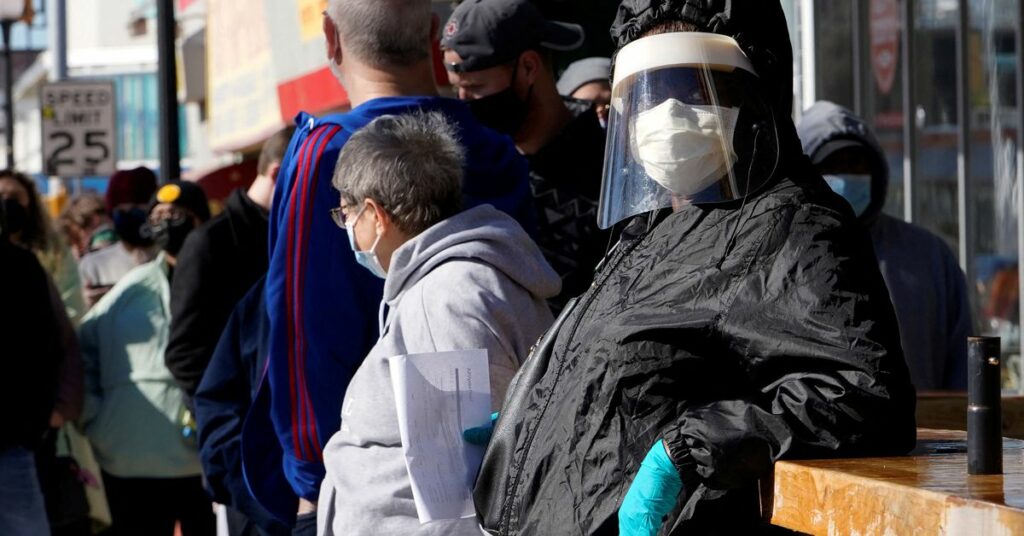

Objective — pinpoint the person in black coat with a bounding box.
[0,209,62,535]
[472,2,917,535]
[166,126,294,400]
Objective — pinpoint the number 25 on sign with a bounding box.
[40,81,117,178]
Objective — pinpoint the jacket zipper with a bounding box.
[500,222,653,532]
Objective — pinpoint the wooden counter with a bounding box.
[767,429,1024,535]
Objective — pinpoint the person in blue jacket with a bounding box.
[798,100,972,390]
[242,0,533,532]
[195,277,290,536]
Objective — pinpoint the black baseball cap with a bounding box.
[441,0,585,73]
[149,181,211,223]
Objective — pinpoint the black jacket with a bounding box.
[474,168,917,535]
[0,240,61,450]
[528,104,610,310]
[194,277,290,536]
[167,189,269,398]
[473,1,917,534]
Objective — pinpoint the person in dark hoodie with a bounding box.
[318,111,558,535]
[471,2,917,535]
[798,101,972,390]
[246,0,533,532]
[166,126,294,403]
[0,201,62,536]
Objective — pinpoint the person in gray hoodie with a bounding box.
[798,100,972,390]
[317,111,559,535]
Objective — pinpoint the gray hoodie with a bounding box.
[318,205,559,535]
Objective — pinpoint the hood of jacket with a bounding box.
[798,100,889,223]
[384,205,559,307]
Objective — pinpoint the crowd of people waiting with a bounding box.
[1,0,975,535]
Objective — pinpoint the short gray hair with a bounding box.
[333,111,465,235]
[327,0,432,67]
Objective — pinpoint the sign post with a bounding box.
[40,80,117,178]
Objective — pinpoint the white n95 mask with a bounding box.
[633,99,740,197]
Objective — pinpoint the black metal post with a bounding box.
[156,0,179,183]
[53,0,67,81]
[2,19,13,170]
[967,337,1003,475]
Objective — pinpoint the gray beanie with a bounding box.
[556,57,611,97]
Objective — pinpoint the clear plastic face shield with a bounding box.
[598,32,780,229]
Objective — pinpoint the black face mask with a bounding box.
[468,85,530,136]
[0,198,27,237]
[113,207,153,247]
[148,217,195,256]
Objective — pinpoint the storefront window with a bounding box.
[969,0,1021,391]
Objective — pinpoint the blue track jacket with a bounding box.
[242,96,532,523]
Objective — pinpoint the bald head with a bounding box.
[327,0,433,68]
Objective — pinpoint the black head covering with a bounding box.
[611,0,803,166]
[149,181,211,223]
[612,0,792,117]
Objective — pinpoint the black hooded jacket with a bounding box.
[472,2,917,534]
[798,101,971,390]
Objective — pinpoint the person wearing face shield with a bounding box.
[471,2,917,535]
[442,0,610,309]
[78,181,214,536]
[798,101,972,391]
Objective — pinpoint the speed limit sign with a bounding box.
[41,81,117,177]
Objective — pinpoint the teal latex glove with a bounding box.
[463,412,499,446]
[619,440,684,536]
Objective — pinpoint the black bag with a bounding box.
[37,428,90,530]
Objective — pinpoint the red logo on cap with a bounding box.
[444,20,458,38]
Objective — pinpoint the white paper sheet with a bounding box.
[388,349,492,524]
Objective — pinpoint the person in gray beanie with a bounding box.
[557,57,612,126]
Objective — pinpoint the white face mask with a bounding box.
[633,99,740,197]
[346,206,387,279]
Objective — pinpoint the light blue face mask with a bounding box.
[823,174,873,217]
[346,205,388,279]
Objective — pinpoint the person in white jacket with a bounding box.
[317,111,559,535]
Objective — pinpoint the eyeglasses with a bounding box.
[148,205,188,226]
[330,204,364,229]
[329,207,347,228]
